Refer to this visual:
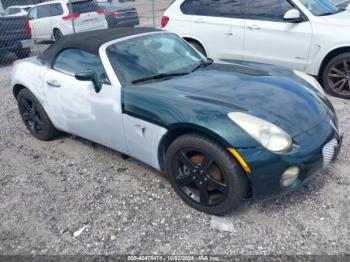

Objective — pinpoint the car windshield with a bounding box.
[106,33,204,84]
[299,0,343,15]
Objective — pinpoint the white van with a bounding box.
[27,0,108,41]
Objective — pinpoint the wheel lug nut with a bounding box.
[192,176,196,180]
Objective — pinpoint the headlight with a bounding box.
[228,112,292,153]
[294,70,325,95]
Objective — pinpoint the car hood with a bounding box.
[136,64,328,137]
[321,9,350,25]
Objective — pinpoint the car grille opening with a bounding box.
[323,138,338,167]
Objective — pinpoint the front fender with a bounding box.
[11,58,48,105]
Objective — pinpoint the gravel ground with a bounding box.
[0,56,349,256]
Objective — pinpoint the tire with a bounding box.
[322,52,350,99]
[165,133,249,215]
[187,40,206,56]
[53,29,63,41]
[15,48,31,59]
[17,89,59,141]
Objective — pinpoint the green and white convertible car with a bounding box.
[11,28,342,214]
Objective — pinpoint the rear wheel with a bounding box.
[165,134,248,215]
[17,89,59,141]
[322,52,350,99]
[187,40,206,56]
[15,48,31,59]
[53,29,63,41]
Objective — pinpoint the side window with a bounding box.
[181,0,242,18]
[53,49,109,83]
[180,0,200,15]
[37,5,51,19]
[28,7,38,20]
[10,8,21,15]
[50,4,63,16]
[197,0,242,18]
[244,0,294,21]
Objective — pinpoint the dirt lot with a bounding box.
[0,53,349,256]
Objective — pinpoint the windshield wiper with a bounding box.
[191,59,214,72]
[131,72,190,84]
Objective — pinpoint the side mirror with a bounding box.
[284,9,303,23]
[75,71,102,93]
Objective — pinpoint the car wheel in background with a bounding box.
[53,29,63,41]
[323,52,350,99]
[187,40,206,56]
[15,48,31,59]
[165,134,249,215]
[17,89,59,141]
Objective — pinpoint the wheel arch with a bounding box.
[13,83,27,99]
[157,123,231,172]
[318,46,350,80]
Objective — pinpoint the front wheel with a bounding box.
[322,52,350,99]
[165,134,249,215]
[17,89,59,141]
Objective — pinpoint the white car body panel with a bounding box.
[164,0,350,76]
[11,34,170,171]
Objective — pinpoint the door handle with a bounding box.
[46,79,61,88]
[194,19,204,23]
[247,24,261,30]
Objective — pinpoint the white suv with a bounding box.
[163,0,350,98]
[27,0,108,41]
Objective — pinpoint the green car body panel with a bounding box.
[121,62,341,199]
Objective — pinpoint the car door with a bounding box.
[43,48,127,152]
[243,0,313,71]
[29,5,52,40]
[188,0,245,60]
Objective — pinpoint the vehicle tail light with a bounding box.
[96,9,104,15]
[111,10,123,16]
[62,13,80,20]
[24,19,31,34]
[161,16,169,28]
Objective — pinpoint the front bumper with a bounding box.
[237,118,342,200]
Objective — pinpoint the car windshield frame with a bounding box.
[104,32,206,85]
[298,0,343,16]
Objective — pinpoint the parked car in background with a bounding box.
[97,1,139,28]
[331,0,350,9]
[0,16,32,61]
[11,28,341,214]
[27,0,108,41]
[163,0,350,99]
[4,5,34,17]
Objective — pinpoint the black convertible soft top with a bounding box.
[39,28,161,66]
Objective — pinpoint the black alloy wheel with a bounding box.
[323,53,350,99]
[166,134,249,215]
[53,29,63,41]
[17,89,59,141]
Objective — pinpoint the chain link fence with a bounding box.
[0,0,172,68]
